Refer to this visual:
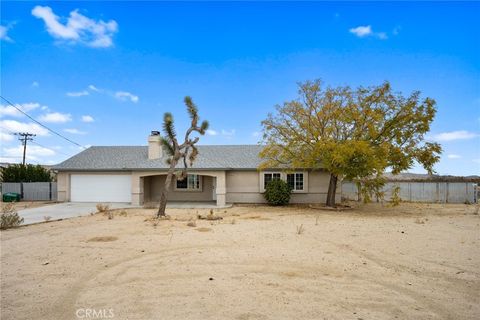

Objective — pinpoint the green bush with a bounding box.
[264,179,292,206]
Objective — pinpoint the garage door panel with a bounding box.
[71,174,131,202]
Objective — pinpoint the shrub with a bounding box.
[1,203,24,230]
[96,203,110,213]
[263,179,292,206]
[1,164,53,182]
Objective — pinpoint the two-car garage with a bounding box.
[70,174,132,203]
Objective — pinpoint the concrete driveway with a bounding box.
[17,202,136,225]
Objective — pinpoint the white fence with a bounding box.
[1,182,57,201]
[342,181,478,204]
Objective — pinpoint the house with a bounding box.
[52,132,341,206]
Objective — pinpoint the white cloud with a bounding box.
[0,103,41,118]
[32,5,118,48]
[349,25,372,37]
[0,132,14,142]
[0,120,49,136]
[206,129,218,136]
[0,25,13,42]
[32,81,39,87]
[473,159,480,164]
[349,25,388,39]
[38,112,72,123]
[431,130,479,142]
[447,154,461,159]
[221,129,236,137]
[88,84,101,92]
[81,115,94,123]
[115,91,139,103]
[66,90,89,97]
[3,145,55,161]
[64,128,86,135]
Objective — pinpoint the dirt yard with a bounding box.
[1,203,479,320]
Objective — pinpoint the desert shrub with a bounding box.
[390,185,401,206]
[96,203,110,213]
[1,203,24,230]
[264,179,291,206]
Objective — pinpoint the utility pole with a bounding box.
[14,132,35,166]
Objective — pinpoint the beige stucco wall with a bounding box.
[226,170,341,204]
[144,175,214,203]
[57,169,338,205]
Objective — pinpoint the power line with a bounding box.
[0,95,86,149]
[30,140,73,158]
[2,128,76,160]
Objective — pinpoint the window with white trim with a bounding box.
[287,173,304,191]
[176,174,201,190]
[264,172,281,190]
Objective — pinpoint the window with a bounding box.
[264,173,281,189]
[287,173,304,191]
[176,174,201,191]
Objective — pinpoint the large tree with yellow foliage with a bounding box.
[260,80,442,207]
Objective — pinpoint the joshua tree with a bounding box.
[157,96,208,217]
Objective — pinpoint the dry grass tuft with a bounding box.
[96,203,110,213]
[87,236,118,242]
[119,210,128,217]
[187,219,197,227]
[231,218,236,225]
[1,203,24,230]
[414,218,426,224]
[296,224,305,235]
[196,227,212,232]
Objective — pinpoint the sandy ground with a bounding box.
[1,203,479,320]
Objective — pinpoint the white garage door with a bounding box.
[71,174,132,202]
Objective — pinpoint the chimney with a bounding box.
[148,131,162,160]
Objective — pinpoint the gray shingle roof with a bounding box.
[52,145,264,171]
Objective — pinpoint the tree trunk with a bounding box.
[326,173,338,207]
[157,164,176,217]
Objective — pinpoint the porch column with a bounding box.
[131,174,144,206]
[216,171,226,207]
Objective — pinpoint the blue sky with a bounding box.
[1,1,479,175]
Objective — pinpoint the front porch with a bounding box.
[131,171,227,207]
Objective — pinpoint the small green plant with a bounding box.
[390,185,401,206]
[264,179,292,206]
[1,203,24,230]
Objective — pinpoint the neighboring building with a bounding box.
[52,132,341,206]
